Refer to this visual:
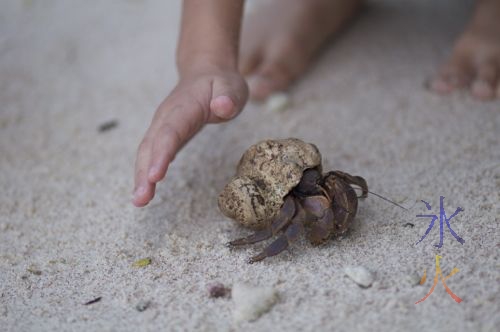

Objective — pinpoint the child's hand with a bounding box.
[132,69,248,207]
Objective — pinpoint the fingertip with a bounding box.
[132,198,148,208]
[132,184,154,207]
[210,95,236,119]
[132,186,147,207]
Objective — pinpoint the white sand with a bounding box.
[0,0,499,331]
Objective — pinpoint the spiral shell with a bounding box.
[218,138,322,229]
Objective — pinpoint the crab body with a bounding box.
[218,138,368,263]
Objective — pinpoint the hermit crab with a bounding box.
[218,138,368,263]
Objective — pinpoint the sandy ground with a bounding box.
[0,0,499,331]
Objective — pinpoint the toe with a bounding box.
[430,57,472,95]
[471,80,496,100]
[246,36,309,101]
[247,75,276,100]
[429,75,454,95]
[248,62,294,101]
[471,62,497,100]
[239,51,261,76]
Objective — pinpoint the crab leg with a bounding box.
[248,221,304,263]
[308,207,335,245]
[227,196,296,247]
[247,203,307,263]
[331,180,359,236]
[330,171,368,198]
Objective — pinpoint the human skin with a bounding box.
[132,0,247,207]
[429,0,500,100]
[240,0,500,100]
[239,0,362,100]
[133,0,500,207]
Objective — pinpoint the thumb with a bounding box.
[208,75,248,123]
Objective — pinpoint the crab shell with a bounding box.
[218,138,322,229]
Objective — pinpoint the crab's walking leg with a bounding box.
[248,222,304,263]
[331,171,368,198]
[248,204,307,263]
[331,180,358,235]
[227,196,296,247]
[308,208,335,245]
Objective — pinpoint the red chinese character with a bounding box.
[415,255,462,304]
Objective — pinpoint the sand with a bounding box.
[0,0,499,331]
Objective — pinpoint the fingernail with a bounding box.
[134,186,146,200]
[211,96,236,119]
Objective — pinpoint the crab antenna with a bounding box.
[368,190,408,210]
[353,187,408,211]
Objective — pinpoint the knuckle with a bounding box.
[135,168,146,181]
[137,138,151,153]
[159,123,182,145]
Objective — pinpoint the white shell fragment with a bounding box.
[344,266,374,288]
[232,283,279,323]
[265,92,290,112]
[404,272,422,287]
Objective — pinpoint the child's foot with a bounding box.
[240,0,362,100]
[430,0,500,100]
[132,67,247,207]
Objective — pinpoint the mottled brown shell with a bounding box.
[218,138,322,229]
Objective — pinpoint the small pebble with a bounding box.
[344,266,374,288]
[98,120,118,133]
[265,92,290,112]
[27,266,42,275]
[1,305,8,317]
[135,300,151,312]
[404,272,422,286]
[403,223,415,228]
[83,297,102,305]
[232,283,278,323]
[208,282,230,298]
[132,257,152,268]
